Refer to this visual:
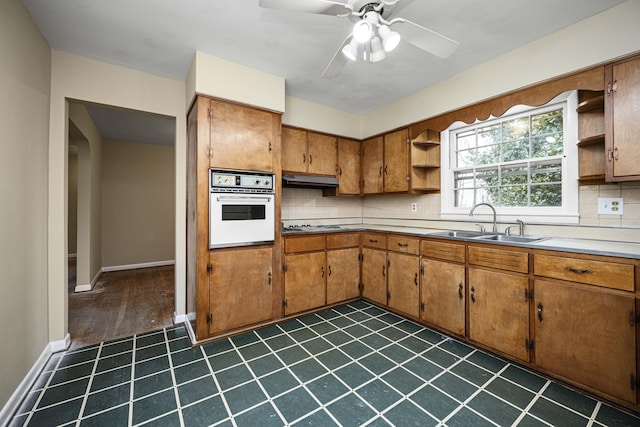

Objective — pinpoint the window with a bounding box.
[441,91,578,224]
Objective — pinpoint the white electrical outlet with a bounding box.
[411,203,417,213]
[597,197,624,215]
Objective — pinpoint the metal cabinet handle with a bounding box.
[471,287,476,303]
[414,273,418,286]
[303,153,306,164]
[267,271,272,286]
[268,142,272,152]
[458,283,463,300]
[537,303,544,322]
[565,267,593,275]
[321,266,325,278]
[382,265,386,277]
[369,239,378,243]
[384,165,388,174]
[397,243,408,248]
[309,154,313,164]
[328,265,332,277]
[379,166,382,176]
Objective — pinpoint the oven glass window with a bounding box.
[221,204,266,221]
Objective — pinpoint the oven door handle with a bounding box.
[215,195,273,202]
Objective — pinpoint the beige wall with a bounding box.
[102,140,175,267]
[0,0,51,409]
[49,51,187,342]
[68,103,103,288]
[68,149,78,255]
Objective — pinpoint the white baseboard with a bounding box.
[74,268,103,292]
[102,260,175,273]
[174,312,195,324]
[0,334,70,426]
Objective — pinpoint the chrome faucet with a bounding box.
[469,202,497,233]
[506,219,526,237]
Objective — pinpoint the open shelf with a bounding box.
[576,134,605,147]
[410,128,441,192]
[411,187,440,192]
[412,141,439,148]
[576,95,604,113]
[412,164,440,169]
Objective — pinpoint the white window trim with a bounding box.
[440,91,579,225]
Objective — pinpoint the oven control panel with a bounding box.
[210,169,274,192]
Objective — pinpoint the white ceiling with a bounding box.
[23,0,625,144]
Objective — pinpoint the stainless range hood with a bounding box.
[282,174,339,189]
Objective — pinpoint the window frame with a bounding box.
[440,91,579,225]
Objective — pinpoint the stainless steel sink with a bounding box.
[431,230,486,238]
[474,234,546,243]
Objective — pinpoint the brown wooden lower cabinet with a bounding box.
[208,247,273,335]
[468,268,531,362]
[283,251,326,316]
[421,258,465,336]
[534,279,637,404]
[362,247,388,306]
[327,248,360,305]
[387,252,420,318]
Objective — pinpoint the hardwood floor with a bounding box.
[68,259,175,350]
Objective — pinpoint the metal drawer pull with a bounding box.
[268,271,272,286]
[565,267,594,275]
[382,265,386,277]
[369,239,378,243]
[328,265,332,277]
[537,303,544,322]
[321,266,325,277]
[414,273,418,286]
[470,287,475,303]
[398,243,408,247]
[458,283,463,299]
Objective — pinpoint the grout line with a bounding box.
[128,332,137,427]
[201,338,237,427]
[74,341,104,425]
[163,328,185,427]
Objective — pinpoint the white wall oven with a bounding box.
[209,169,275,249]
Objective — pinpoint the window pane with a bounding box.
[502,139,530,162]
[476,144,500,165]
[455,189,475,208]
[531,184,562,206]
[457,148,477,167]
[501,185,528,206]
[477,124,500,147]
[532,110,562,135]
[531,162,562,184]
[503,117,530,141]
[454,171,474,189]
[501,166,528,186]
[532,134,563,158]
[476,168,498,188]
[457,131,476,150]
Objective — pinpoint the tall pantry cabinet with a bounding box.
[187,95,282,341]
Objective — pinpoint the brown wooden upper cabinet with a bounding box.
[605,54,640,181]
[282,126,337,176]
[208,98,279,172]
[362,128,410,195]
[335,137,361,196]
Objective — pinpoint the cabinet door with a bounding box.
[209,99,275,172]
[337,138,361,195]
[383,128,409,193]
[421,259,465,336]
[327,248,360,305]
[209,247,273,334]
[387,252,420,318]
[607,56,640,180]
[284,251,326,315]
[535,280,637,403]
[282,126,308,173]
[468,268,530,362]
[362,136,384,194]
[308,132,337,176]
[362,248,387,305]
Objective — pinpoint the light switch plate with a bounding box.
[597,197,624,215]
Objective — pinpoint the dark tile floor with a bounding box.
[8,301,640,426]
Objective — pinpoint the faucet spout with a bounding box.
[469,203,497,233]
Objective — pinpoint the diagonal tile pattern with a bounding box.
[8,301,640,427]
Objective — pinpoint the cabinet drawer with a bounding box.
[362,233,387,249]
[284,235,326,254]
[327,232,360,249]
[421,240,465,263]
[387,235,420,255]
[534,254,634,291]
[468,245,528,273]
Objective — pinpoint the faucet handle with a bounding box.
[504,225,515,236]
[475,223,486,233]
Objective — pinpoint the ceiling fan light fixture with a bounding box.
[378,25,401,52]
[341,38,359,61]
[370,37,386,62]
[352,20,372,43]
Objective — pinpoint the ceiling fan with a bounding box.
[259,0,460,78]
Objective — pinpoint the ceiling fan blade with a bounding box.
[321,35,351,79]
[259,0,352,16]
[390,18,459,58]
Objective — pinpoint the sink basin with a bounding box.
[474,234,546,243]
[431,230,486,238]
